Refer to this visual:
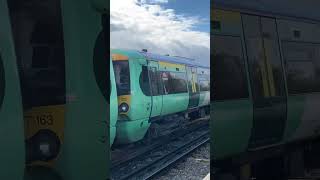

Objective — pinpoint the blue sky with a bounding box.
[161,0,210,32]
[111,0,210,66]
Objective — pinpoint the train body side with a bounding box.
[211,8,320,163]
[0,1,25,179]
[110,57,118,146]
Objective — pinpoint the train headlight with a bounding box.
[39,142,50,156]
[27,129,61,163]
[119,103,129,113]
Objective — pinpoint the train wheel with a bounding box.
[200,108,206,118]
[146,123,160,140]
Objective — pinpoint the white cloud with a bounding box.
[110,0,210,66]
[143,0,169,4]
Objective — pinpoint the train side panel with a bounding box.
[211,9,253,159]
[110,57,118,146]
[212,101,253,159]
[0,1,25,179]
[56,0,108,179]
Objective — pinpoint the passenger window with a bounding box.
[282,42,320,94]
[198,74,210,92]
[161,71,188,94]
[212,35,249,100]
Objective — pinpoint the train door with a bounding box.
[242,15,287,148]
[147,60,163,117]
[186,66,200,108]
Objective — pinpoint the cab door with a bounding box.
[147,60,163,117]
[242,15,287,148]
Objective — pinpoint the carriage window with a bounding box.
[200,80,210,91]
[198,74,210,92]
[282,41,320,94]
[212,35,249,100]
[139,65,151,96]
[161,71,188,94]
[113,61,131,96]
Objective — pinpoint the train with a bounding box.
[212,2,320,178]
[1,0,108,179]
[110,49,210,145]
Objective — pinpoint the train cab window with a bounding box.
[7,0,66,108]
[282,41,320,94]
[212,35,249,100]
[32,46,50,68]
[140,65,151,96]
[113,61,131,96]
[161,71,188,94]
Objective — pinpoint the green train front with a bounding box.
[111,49,210,145]
[110,56,118,145]
[211,8,320,166]
[1,0,108,179]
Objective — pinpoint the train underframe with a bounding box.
[113,105,210,147]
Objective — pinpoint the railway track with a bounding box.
[111,122,209,180]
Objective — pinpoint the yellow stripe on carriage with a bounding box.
[112,54,129,61]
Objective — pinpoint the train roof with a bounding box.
[139,51,209,69]
[111,49,209,69]
[214,0,320,23]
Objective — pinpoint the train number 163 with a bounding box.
[36,114,54,126]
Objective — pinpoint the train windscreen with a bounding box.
[113,61,130,96]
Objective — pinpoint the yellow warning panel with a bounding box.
[159,61,186,71]
[24,105,65,140]
[118,95,131,115]
[24,105,65,166]
[112,54,129,61]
